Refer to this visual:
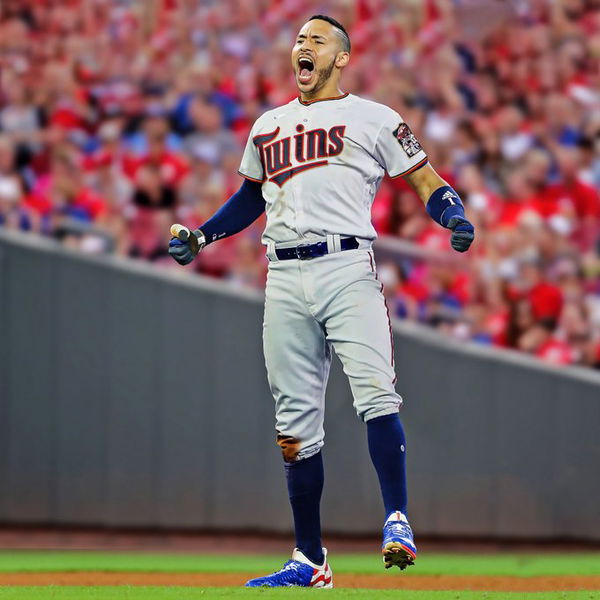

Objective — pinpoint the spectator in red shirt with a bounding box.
[498,169,540,228]
[519,261,563,322]
[519,319,575,365]
[548,146,600,250]
[29,151,107,224]
[123,117,189,189]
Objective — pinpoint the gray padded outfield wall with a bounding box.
[1,230,599,540]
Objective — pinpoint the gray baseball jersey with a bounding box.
[238,93,428,462]
[238,93,428,246]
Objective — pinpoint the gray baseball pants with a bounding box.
[262,240,402,462]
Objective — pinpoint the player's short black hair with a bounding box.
[308,14,351,53]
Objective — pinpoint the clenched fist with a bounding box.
[168,224,206,265]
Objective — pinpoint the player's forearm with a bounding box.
[404,161,474,252]
[405,163,464,228]
[405,163,448,206]
[199,178,266,244]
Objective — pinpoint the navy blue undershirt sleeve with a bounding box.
[199,178,266,244]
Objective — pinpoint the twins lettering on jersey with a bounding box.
[253,124,346,187]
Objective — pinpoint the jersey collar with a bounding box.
[297,92,349,106]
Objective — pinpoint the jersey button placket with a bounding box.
[293,113,310,238]
[294,108,312,313]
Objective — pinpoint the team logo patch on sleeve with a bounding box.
[393,123,422,157]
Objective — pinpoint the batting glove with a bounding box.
[168,226,206,265]
[447,216,474,253]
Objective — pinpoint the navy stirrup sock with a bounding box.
[367,413,408,516]
[285,451,324,565]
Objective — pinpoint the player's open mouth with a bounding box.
[298,57,315,84]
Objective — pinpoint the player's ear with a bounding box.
[335,51,350,68]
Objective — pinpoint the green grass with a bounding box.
[0,551,599,577]
[0,552,598,599]
[0,589,597,600]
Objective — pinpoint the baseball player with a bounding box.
[169,15,474,588]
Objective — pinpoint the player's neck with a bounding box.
[299,83,345,103]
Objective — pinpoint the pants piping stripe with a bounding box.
[368,251,396,383]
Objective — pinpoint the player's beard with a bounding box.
[305,57,335,96]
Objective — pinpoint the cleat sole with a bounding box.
[382,541,416,571]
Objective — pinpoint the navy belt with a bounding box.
[275,236,359,261]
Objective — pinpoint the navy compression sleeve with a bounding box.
[199,178,265,243]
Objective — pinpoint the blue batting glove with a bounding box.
[168,226,206,265]
[168,237,195,265]
[447,216,475,253]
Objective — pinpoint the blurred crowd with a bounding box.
[0,0,599,368]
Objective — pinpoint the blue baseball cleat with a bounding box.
[245,547,333,588]
[382,510,417,570]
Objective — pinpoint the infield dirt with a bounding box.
[1,572,598,591]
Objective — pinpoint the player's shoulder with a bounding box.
[251,102,294,132]
[345,94,402,124]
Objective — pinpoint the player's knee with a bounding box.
[276,434,323,463]
[276,433,302,463]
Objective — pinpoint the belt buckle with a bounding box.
[295,243,312,260]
